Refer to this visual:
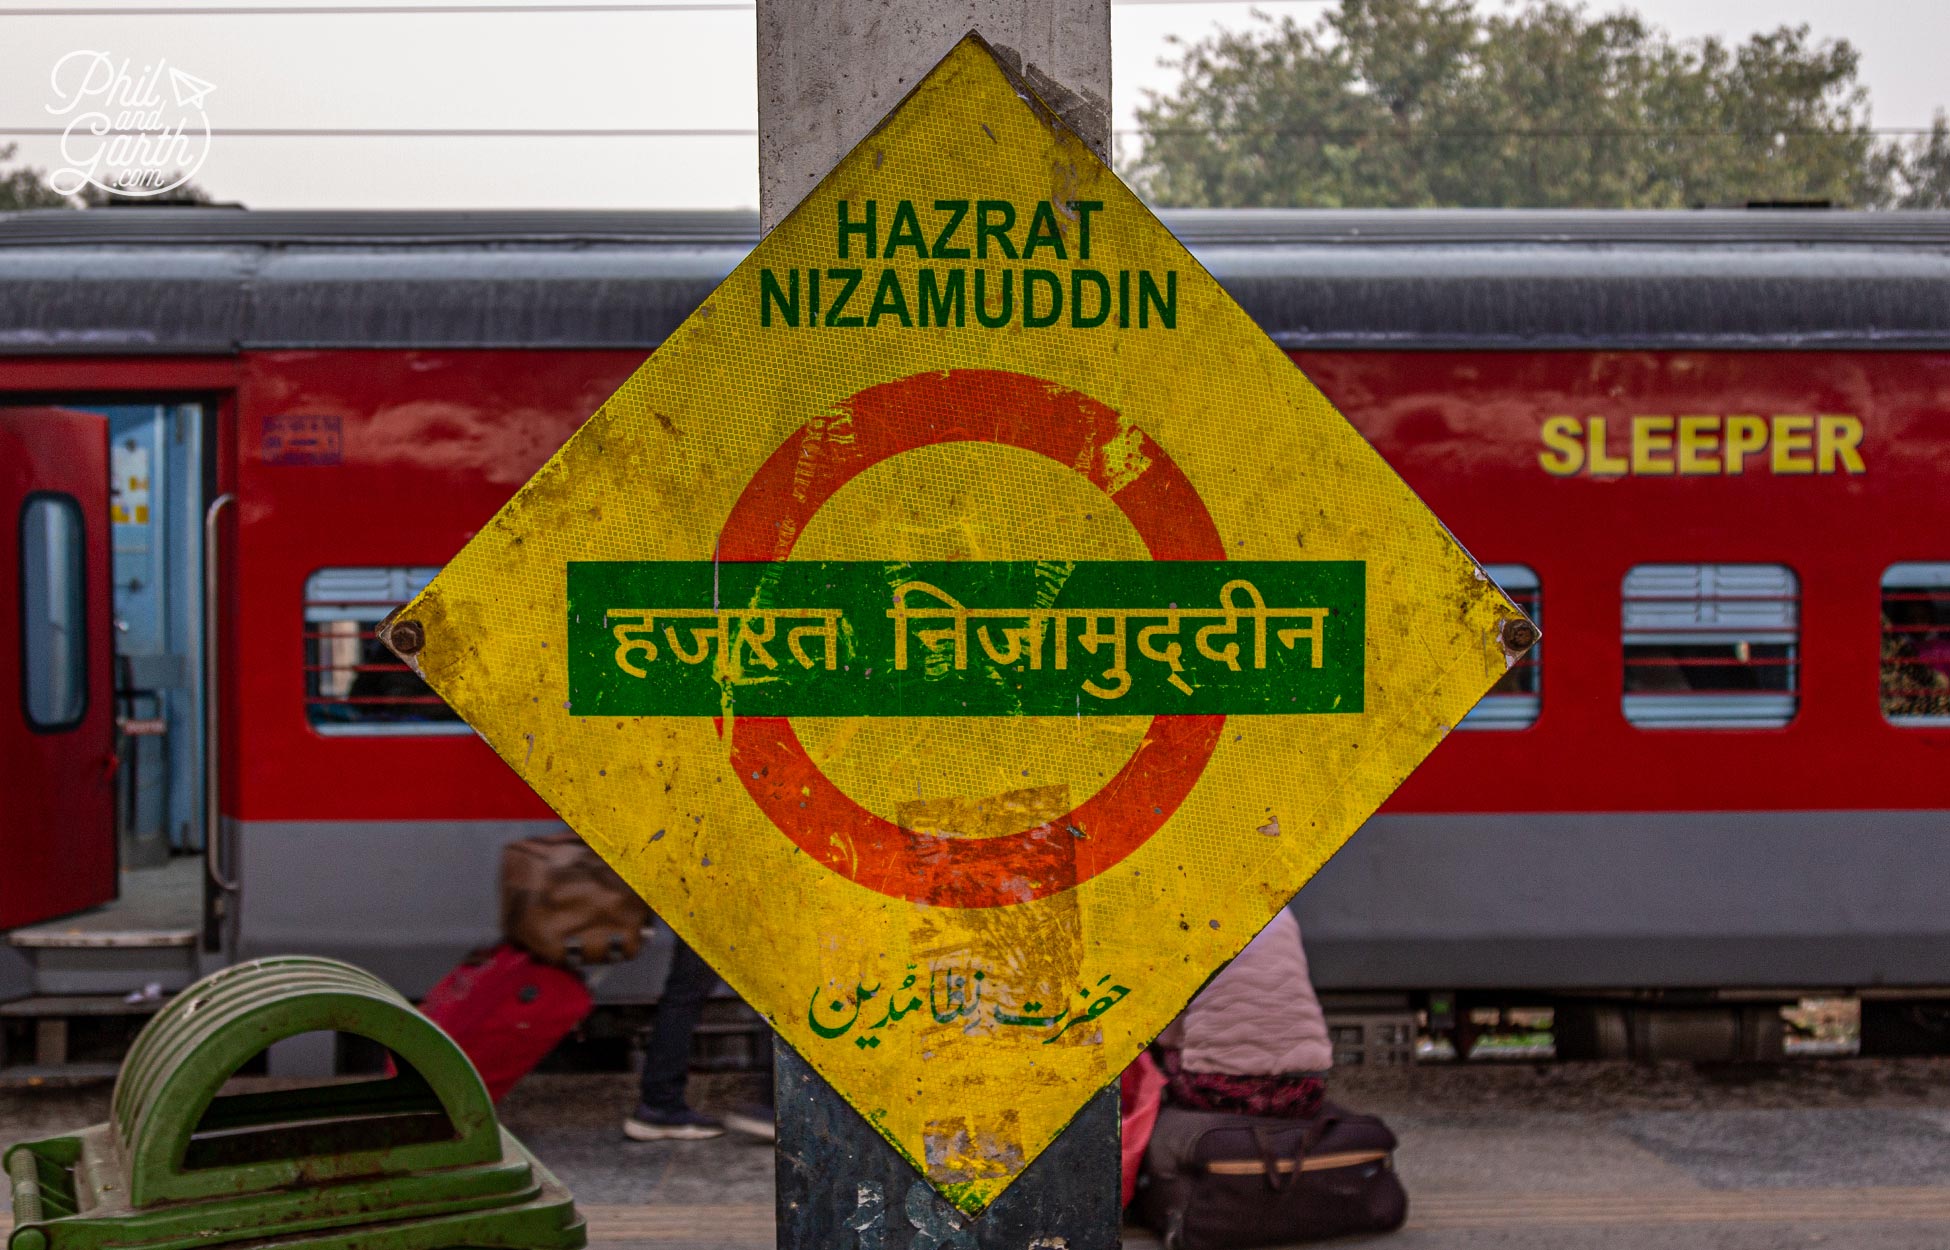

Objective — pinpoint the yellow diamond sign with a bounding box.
[386,34,1529,1214]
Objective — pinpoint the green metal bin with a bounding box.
[4,957,584,1250]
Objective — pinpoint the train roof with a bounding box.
[3,206,1949,353]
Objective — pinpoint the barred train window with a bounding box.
[1881,564,1950,726]
[1622,564,1798,729]
[304,567,465,735]
[1458,564,1539,729]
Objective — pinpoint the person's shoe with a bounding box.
[623,1105,724,1141]
[722,1102,776,1143]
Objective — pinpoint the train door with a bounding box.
[0,407,116,929]
[103,403,209,869]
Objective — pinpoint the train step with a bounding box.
[6,929,200,997]
[0,992,171,1077]
[7,927,197,948]
[6,860,204,996]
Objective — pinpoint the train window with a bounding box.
[1458,564,1540,729]
[20,493,88,731]
[1881,564,1950,726]
[1622,564,1798,729]
[304,567,465,736]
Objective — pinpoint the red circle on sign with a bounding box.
[719,370,1226,908]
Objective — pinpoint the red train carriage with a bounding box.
[1,208,1946,1062]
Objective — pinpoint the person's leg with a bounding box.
[625,931,723,1139]
[722,1027,777,1142]
[755,1028,775,1103]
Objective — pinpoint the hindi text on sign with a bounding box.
[566,559,1364,718]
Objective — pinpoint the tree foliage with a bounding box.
[1886,113,1950,209]
[0,144,74,210]
[1129,0,1947,209]
[77,177,216,207]
[0,143,217,210]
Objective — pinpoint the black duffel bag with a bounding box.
[1138,1102,1409,1249]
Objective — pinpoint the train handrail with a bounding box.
[203,492,237,894]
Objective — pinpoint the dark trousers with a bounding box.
[637,930,718,1112]
[636,929,778,1113]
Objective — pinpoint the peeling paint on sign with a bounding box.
[387,34,1532,1215]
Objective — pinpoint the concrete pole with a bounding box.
[755,0,1111,233]
[756,7,1120,1245]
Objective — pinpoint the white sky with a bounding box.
[1,0,1945,209]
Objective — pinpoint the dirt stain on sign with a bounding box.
[925,1108,1026,1185]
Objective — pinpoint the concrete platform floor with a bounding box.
[5,1059,1949,1247]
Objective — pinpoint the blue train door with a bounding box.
[0,406,116,929]
[102,403,209,868]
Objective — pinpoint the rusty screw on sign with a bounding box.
[1500,618,1540,656]
[383,610,425,659]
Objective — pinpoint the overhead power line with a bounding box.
[0,3,749,12]
[1137,125,1943,138]
[2,124,1937,139]
[3,125,756,136]
[2,0,1330,13]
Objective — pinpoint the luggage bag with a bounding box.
[501,831,652,967]
[419,944,593,1101]
[1139,1102,1408,1249]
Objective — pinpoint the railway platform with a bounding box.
[6,1058,1947,1248]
